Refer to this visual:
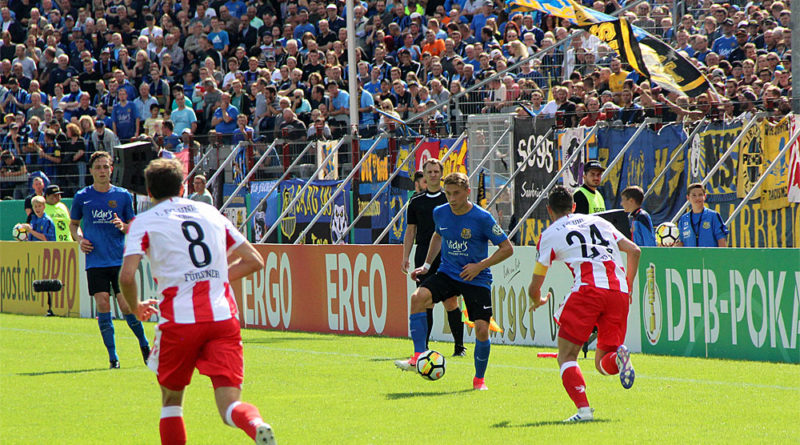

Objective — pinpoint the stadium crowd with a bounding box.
[0,0,793,200]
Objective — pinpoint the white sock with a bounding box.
[224,401,242,427]
[160,406,183,419]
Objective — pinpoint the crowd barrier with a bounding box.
[1,242,796,363]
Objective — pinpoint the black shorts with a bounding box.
[421,272,492,322]
[87,266,121,296]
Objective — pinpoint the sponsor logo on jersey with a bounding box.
[461,228,471,239]
[91,208,114,222]
[446,239,468,254]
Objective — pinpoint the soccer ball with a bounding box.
[415,350,446,381]
[656,222,679,247]
[12,223,28,241]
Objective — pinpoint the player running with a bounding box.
[69,151,150,368]
[395,172,513,390]
[119,159,276,445]
[529,185,640,422]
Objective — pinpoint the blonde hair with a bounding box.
[32,195,46,206]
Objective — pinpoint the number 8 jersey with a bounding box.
[124,197,247,324]
[536,213,629,294]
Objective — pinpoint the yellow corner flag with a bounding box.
[461,300,503,333]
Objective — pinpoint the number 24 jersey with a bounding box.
[124,197,247,324]
[536,213,629,294]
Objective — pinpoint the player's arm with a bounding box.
[616,237,641,291]
[119,254,159,321]
[460,238,513,281]
[69,218,92,253]
[401,223,416,274]
[527,263,550,311]
[227,240,265,282]
[423,231,442,266]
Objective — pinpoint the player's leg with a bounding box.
[442,296,466,356]
[396,274,454,371]
[160,387,187,445]
[89,268,119,367]
[111,267,150,363]
[215,387,275,444]
[595,289,634,389]
[555,290,603,421]
[557,337,594,421]
[462,284,492,389]
[410,286,435,357]
[200,319,276,444]
[472,319,490,390]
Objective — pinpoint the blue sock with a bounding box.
[474,339,491,379]
[124,313,149,347]
[409,312,428,353]
[98,312,118,362]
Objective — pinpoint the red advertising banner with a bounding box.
[231,245,410,337]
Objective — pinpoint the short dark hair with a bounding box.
[89,151,111,168]
[687,182,705,194]
[548,185,574,214]
[621,185,644,205]
[145,158,184,199]
[413,170,424,182]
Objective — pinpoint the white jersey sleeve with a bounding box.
[124,197,247,324]
[537,214,629,293]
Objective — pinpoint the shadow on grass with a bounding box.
[491,419,613,428]
[17,368,110,376]
[386,389,474,399]
[242,336,333,344]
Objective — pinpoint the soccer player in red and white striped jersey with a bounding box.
[528,185,641,423]
[119,158,276,445]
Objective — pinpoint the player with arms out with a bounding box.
[396,172,513,390]
[119,158,276,445]
[69,151,150,369]
[529,185,641,422]
[401,158,466,356]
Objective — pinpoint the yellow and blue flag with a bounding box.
[507,0,710,96]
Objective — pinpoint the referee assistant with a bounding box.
[401,158,466,356]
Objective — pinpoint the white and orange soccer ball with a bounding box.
[656,222,679,247]
[12,223,27,241]
[416,350,446,381]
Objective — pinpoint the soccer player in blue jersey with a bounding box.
[395,172,514,390]
[70,151,150,369]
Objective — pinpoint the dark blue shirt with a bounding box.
[70,185,135,269]
[629,208,656,247]
[434,203,508,289]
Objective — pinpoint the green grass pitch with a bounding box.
[1,313,798,444]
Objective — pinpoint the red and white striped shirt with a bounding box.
[124,197,246,324]
[536,213,628,293]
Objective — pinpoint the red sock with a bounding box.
[227,402,264,440]
[560,361,590,409]
[159,407,186,445]
[600,352,619,375]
